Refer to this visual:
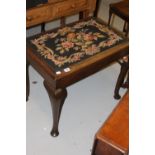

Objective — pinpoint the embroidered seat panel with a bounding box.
[27,18,125,72]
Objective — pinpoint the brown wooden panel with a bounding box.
[95,141,124,155]
[97,93,129,152]
[92,92,129,155]
[26,4,53,27]
[26,0,97,28]
[53,0,87,17]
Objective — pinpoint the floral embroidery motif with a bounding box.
[29,19,123,71]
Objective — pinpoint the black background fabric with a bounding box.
[26,0,48,9]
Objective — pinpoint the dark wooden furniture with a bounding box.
[92,92,129,155]
[114,56,129,99]
[107,0,129,99]
[93,0,101,17]
[26,0,129,137]
[108,0,129,36]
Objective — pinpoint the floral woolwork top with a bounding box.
[28,19,124,72]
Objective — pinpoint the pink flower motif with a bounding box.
[61,41,74,49]
[85,45,99,55]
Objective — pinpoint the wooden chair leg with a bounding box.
[108,9,112,26]
[93,0,100,17]
[26,61,30,101]
[114,61,129,100]
[122,72,129,88]
[123,21,127,32]
[60,17,65,27]
[43,80,67,137]
[125,22,129,37]
[123,22,129,37]
[41,23,45,32]
[79,11,90,19]
[79,12,84,20]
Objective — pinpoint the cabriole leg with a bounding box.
[44,80,67,137]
